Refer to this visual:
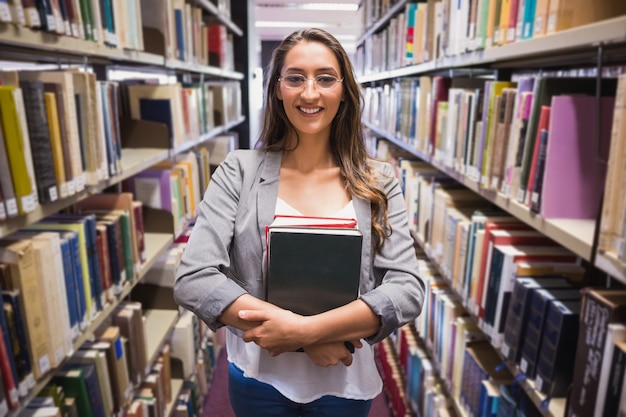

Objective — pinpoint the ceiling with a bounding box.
[254,0,363,53]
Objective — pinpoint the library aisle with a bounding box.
[202,349,393,417]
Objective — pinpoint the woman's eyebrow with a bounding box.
[284,67,339,73]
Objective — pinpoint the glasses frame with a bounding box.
[278,74,344,91]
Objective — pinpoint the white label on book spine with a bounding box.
[76,173,86,191]
[48,186,58,202]
[71,23,79,38]
[535,375,544,391]
[520,358,528,373]
[13,5,25,25]
[507,28,516,42]
[67,178,76,195]
[0,4,11,22]
[39,354,51,375]
[0,398,7,416]
[59,182,68,199]
[8,388,17,407]
[46,15,55,31]
[21,194,37,213]
[517,189,525,203]
[501,342,510,357]
[18,380,28,398]
[27,9,40,27]
[54,347,64,365]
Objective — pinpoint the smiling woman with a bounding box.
[174,27,425,417]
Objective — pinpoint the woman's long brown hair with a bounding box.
[256,28,390,251]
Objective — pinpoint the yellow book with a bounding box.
[498,0,512,44]
[44,92,69,199]
[0,86,37,214]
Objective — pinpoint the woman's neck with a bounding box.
[283,136,336,172]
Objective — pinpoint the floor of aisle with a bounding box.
[201,349,393,417]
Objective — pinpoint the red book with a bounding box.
[428,76,452,156]
[524,105,551,206]
[0,325,19,409]
[473,220,531,317]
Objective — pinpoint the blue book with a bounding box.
[62,230,88,331]
[40,214,104,313]
[140,98,173,140]
[58,234,80,340]
[174,8,185,60]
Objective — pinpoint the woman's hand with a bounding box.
[303,340,363,367]
[239,309,309,355]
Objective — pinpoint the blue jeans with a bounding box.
[228,362,373,417]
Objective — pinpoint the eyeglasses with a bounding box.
[278,74,344,90]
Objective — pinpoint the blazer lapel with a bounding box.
[257,151,282,277]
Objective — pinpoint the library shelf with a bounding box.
[144,309,181,370]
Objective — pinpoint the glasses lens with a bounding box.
[316,75,338,90]
[280,75,341,90]
[283,75,306,88]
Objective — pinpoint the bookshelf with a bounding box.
[358,1,626,416]
[0,0,252,415]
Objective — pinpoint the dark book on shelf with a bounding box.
[1,288,34,394]
[534,299,581,397]
[567,289,626,417]
[52,367,94,417]
[63,363,106,417]
[139,99,174,140]
[18,80,58,205]
[266,216,362,316]
[518,287,580,378]
[501,276,571,364]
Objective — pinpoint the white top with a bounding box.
[226,197,383,403]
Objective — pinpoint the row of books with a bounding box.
[355,0,626,74]
[0,207,222,414]
[121,80,242,149]
[0,195,148,397]
[20,308,222,417]
[376,146,626,416]
[0,0,237,70]
[364,72,624,224]
[0,69,124,218]
[0,67,241,221]
[0,0,144,50]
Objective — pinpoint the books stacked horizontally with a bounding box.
[265,215,363,316]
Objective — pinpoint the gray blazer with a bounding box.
[173,149,425,343]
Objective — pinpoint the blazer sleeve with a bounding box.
[359,161,426,343]
[173,151,248,331]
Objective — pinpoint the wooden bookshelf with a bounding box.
[144,309,180,368]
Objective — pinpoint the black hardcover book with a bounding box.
[266,223,362,316]
[18,80,58,204]
[519,288,580,378]
[534,299,581,397]
[501,276,571,364]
